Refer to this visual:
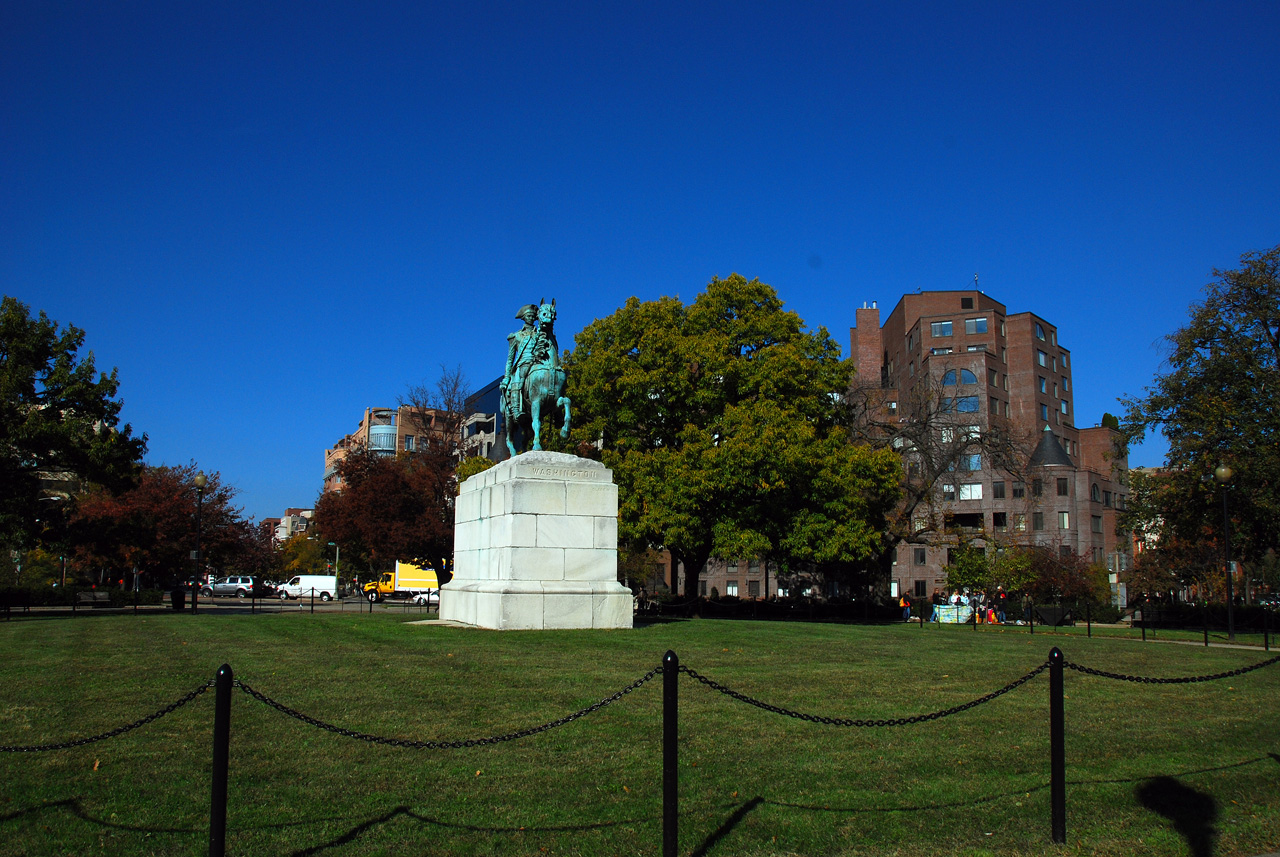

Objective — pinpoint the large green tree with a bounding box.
[0,297,146,547]
[566,275,901,597]
[1121,244,1280,572]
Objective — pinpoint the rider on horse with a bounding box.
[502,304,539,420]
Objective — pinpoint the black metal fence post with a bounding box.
[1049,647,1065,845]
[210,664,233,857]
[1085,601,1091,638]
[663,650,678,857]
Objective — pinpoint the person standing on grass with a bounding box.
[996,586,1007,624]
[900,593,912,622]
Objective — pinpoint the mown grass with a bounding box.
[0,612,1277,856]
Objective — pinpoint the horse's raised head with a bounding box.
[537,299,557,326]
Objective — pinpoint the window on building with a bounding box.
[1057,478,1069,496]
[907,332,916,351]
[993,511,1007,531]
[1091,484,1101,502]
[914,547,926,565]
[1033,512,1045,531]
[1092,515,1103,534]
[1039,377,1047,393]
[942,484,956,502]
[886,401,897,415]
[1040,403,1049,420]
[967,344,986,352]
[1038,350,1048,367]
[1062,376,1069,392]
[725,580,738,597]
[1032,479,1043,497]
[1061,400,1069,415]
[989,397,999,415]
[945,395,980,413]
[699,580,707,596]
[1013,513,1026,532]
[959,483,982,501]
[1001,347,1008,364]
[404,435,416,451]
[992,481,1005,499]
[960,453,981,471]
[931,347,953,355]
[914,579,927,597]
[1012,481,1026,499]
[1061,353,1068,367]
[965,317,988,334]
[1036,322,1046,340]
[988,368,998,386]
[931,321,953,337]
[748,559,760,574]
[748,580,760,598]
[961,297,974,309]
[1058,511,1070,529]
[1104,490,1113,507]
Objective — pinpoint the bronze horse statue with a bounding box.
[504,299,571,455]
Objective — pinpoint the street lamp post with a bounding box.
[1214,464,1235,642]
[192,472,207,615]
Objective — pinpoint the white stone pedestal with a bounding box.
[439,451,633,630]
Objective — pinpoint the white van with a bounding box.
[277,574,339,601]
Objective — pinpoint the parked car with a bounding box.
[277,574,339,602]
[200,576,267,598]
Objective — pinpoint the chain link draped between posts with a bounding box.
[0,680,213,753]
[677,661,1051,726]
[1063,652,1280,684]
[233,668,662,749]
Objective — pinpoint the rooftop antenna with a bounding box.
[973,272,979,290]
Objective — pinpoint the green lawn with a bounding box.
[0,612,1277,856]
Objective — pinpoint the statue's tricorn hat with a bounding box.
[516,304,538,319]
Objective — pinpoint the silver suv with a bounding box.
[201,576,257,598]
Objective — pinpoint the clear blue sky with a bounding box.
[4,2,1278,521]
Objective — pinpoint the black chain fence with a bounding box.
[234,668,662,748]
[678,662,1050,726]
[5,652,1278,755]
[0,680,212,753]
[4,648,1279,857]
[1063,652,1280,684]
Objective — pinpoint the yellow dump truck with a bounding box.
[362,560,440,605]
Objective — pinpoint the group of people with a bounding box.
[898,587,1016,624]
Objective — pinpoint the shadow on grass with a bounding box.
[281,805,661,856]
[1136,776,1218,857]
[0,797,198,833]
[690,796,764,857]
[763,754,1277,816]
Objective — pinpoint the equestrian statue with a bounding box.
[502,298,571,456]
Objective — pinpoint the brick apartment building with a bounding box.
[322,406,444,493]
[850,290,1130,600]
